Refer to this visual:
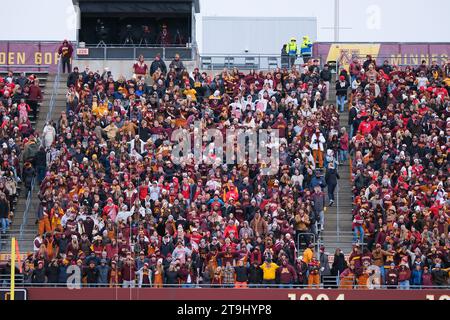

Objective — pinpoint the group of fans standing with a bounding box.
[0,45,448,288]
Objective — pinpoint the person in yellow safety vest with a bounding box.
[285,37,299,68]
[300,35,313,63]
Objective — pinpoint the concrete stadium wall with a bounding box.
[72,59,199,79]
[25,288,450,300]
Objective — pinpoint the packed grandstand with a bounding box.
[0,50,449,290]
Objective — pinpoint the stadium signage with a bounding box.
[0,41,69,72]
[313,43,450,70]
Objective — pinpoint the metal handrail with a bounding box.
[7,281,450,290]
[19,177,36,242]
[84,43,193,48]
[46,59,62,122]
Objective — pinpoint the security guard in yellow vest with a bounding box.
[285,37,299,68]
[300,35,313,63]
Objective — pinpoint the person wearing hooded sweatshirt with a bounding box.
[336,75,350,113]
[58,39,74,73]
[276,258,297,287]
[398,263,411,289]
[410,264,423,288]
[97,259,111,285]
[248,260,263,287]
[58,259,70,284]
[325,162,340,207]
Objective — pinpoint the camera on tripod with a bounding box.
[139,25,154,47]
[95,19,109,47]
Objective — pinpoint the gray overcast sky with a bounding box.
[1,0,450,46]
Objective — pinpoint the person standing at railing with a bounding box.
[319,246,331,286]
[169,53,185,77]
[300,36,313,64]
[132,54,148,81]
[260,257,278,287]
[57,39,74,74]
[276,258,297,288]
[307,256,320,288]
[284,37,299,68]
[150,53,167,77]
[336,75,350,113]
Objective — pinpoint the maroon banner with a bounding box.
[26,288,450,300]
[0,41,68,73]
[313,42,450,69]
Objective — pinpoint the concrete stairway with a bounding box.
[0,71,50,253]
[321,78,355,255]
[0,72,68,253]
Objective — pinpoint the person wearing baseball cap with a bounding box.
[336,74,349,113]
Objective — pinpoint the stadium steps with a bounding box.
[17,73,70,253]
[0,71,51,253]
[321,76,355,255]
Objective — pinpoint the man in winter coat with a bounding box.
[0,193,10,234]
[97,259,111,285]
[431,264,448,287]
[84,260,100,287]
[248,260,263,287]
[150,54,167,76]
[22,162,35,195]
[276,259,297,287]
[32,261,47,284]
[312,185,326,231]
[319,246,332,286]
[325,162,340,206]
[310,128,326,168]
[336,75,349,112]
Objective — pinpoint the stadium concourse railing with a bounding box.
[77,43,196,61]
[198,54,329,72]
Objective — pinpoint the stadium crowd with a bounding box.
[0,70,43,236]
[343,56,450,288]
[0,53,448,289]
[7,56,345,288]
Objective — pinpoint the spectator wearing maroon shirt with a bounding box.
[276,259,297,287]
[386,263,399,289]
[57,39,74,73]
[27,78,42,120]
[121,257,137,288]
[132,55,148,81]
[398,263,411,289]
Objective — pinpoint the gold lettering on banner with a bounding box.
[410,54,419,65]
[8,52,14,64]
[431,54,438,62]
[17,52,25,65]
[442,54,449,62]
[390,54,402,66]
[55,52,60,64]
[0,52,5,64]
[420,54,429,65]
[44,52,52,64]
[35,52,42,65]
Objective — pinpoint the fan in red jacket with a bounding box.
[102,197,118,221]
